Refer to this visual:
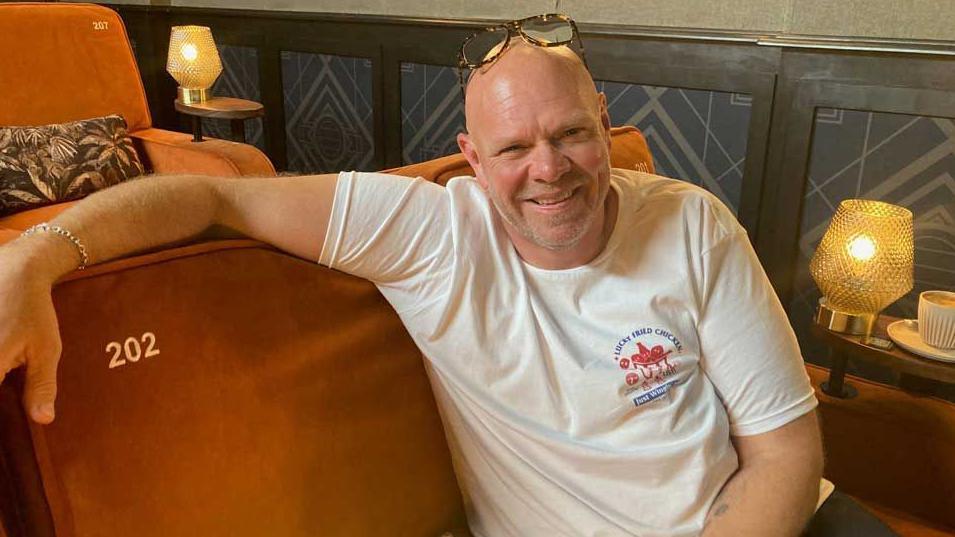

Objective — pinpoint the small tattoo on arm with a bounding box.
[703,502,731,529]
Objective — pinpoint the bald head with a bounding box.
[454,39,615,268]
[463,42,598,136]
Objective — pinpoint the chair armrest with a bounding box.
[806,364,955,530]
[0,228,20,246]
[130,128,276,177]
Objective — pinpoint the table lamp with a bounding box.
[810,199,914,336]
[166,25,222,104]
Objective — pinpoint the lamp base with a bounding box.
[815,300,877,336]
[178,87,210,104]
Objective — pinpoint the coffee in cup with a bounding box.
[918,290,955,349]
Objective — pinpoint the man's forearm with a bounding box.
[0,172,335,424]
[700,454,819,536]
[701,412,824,537]
[6,175,226,283]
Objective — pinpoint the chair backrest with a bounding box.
[0,243,467,537]
[0,3,151,131]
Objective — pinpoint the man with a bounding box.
[0,17,888,536]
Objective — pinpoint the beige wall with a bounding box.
[789,0,955,41]
[101,0,955,41]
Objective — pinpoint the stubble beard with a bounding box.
[487,178,602,251]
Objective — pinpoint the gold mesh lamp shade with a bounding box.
[166,25,223,104]
[810,199,914,335]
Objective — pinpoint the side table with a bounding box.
[810,315,955,398]
[174,97,264,143]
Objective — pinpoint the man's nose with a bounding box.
[529,143,571,183]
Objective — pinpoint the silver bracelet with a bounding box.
[21,223,90,270]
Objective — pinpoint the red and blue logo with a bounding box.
[612,327,684,407]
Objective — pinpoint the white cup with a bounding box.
[918,290,955,349]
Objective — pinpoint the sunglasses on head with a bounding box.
[456,13,588,102]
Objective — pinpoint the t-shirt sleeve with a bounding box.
[695,225,817,437]
[319,171,453,312]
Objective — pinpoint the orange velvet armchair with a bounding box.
[0,2,274,191]
[1,4,953,537]
[0,0,278,292]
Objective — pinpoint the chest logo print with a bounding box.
[613,327,684,407]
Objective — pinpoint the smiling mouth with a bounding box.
[528,189,576,206]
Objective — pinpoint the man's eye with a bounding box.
[500,145,523,154]
[563,128,586,138]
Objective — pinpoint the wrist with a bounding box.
[2,232,84,285]
[22,223,89,269]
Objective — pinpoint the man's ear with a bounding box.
[457,132,488,189]
[597,92,612,150]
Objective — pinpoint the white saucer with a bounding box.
[886,320,955,363]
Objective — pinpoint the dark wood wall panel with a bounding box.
[759,51,955,304]
[118,6,782,231]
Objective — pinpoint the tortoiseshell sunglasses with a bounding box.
[456,13,588,102]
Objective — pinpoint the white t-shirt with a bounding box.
[319,169,817,537]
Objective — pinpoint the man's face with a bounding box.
[458,45,613,256]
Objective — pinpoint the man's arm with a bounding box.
[0,173,338,423]
[701,410,824,537]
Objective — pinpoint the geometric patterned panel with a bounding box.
[789,109,955,380]
[206,45,265,151]
[595,82,750,215]
[401,63,465,164]
[281,51,375,174]
[398,63,750,215]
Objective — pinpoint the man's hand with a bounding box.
[0,244,65,424]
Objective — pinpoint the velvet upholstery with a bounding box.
[131,129,275,177]
[0,3,275,179]
[1,244,467,536]
[867,505,955,537]
[806,365,955,535]
[0,3,151,132]
[0,228,22,245]
[0,203,80,234]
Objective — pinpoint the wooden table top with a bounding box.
[174,97,265,120]
[811,315,955,383]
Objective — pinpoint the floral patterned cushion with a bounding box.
[0,114,145,217]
